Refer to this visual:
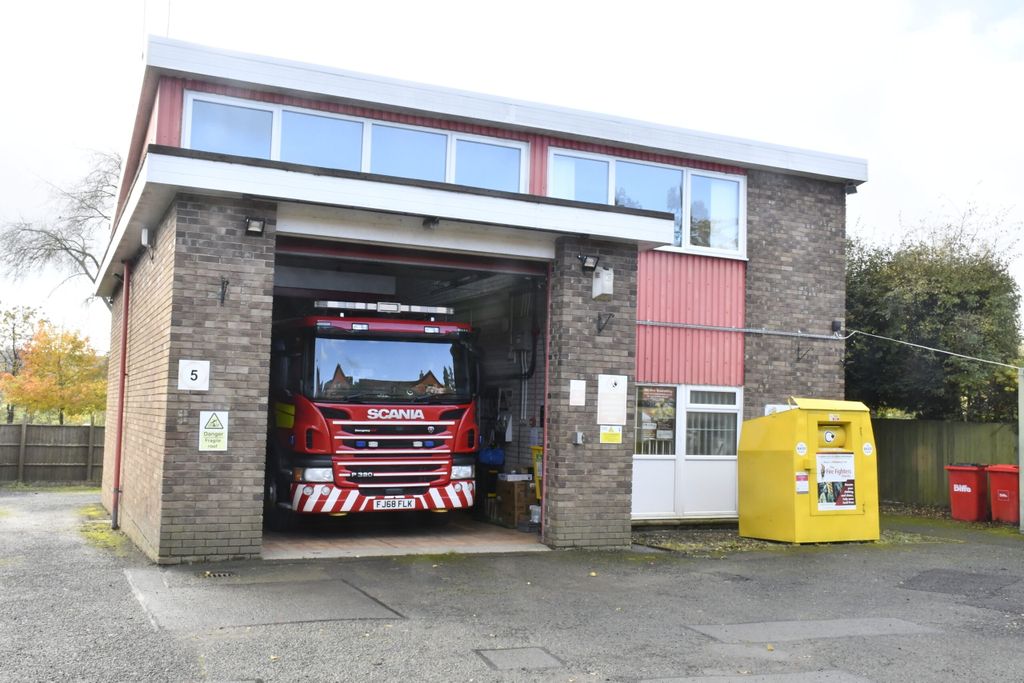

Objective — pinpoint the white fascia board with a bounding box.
[276,203,557,262]
[144,153,672,242]
[144,37,867,183]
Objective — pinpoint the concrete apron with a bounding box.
[260,512,548,560]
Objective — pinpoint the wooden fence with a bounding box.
[0,424,104,484]
[874,419,1018,506]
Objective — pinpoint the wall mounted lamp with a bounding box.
[244,217,266,236]
[578,254,600,273]
[140,228,154,260]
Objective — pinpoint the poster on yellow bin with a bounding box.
[816,452,855,511]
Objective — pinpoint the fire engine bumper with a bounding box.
[288,481,475,514]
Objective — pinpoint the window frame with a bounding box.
[633,382,679,458]
[183,92,278,160]
[367,119,450,183]
[547,147,747,260]
[182,91,529,192]
[279,105,367,172]
[633,384,743,460]
[682,385,743,460]
[548,148,614,203]
[450,132,529,193]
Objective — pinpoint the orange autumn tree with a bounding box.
[0,323,106,424]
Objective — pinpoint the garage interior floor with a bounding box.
[261,511,548,560]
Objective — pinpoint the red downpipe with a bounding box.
[111,261,131,530]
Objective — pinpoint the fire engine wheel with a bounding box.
[263,477,295,532]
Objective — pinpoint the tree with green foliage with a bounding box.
[0,322,106,425]
[845,227,1021,422]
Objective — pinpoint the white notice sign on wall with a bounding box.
[199,411,228,452]
[596,374,628,425]
[569,380,587,406]
[177,360,210,391]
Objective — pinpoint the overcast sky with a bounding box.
[1,0,1022,353]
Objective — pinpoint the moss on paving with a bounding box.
[632,528,780,558]
[632,525,956,558]
[873,528,953,546]
[1,482,101,494]
[0,507,11,519]
[883,513,1024,540]
[78,504,131,555]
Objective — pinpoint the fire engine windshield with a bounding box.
[312,336,472,403]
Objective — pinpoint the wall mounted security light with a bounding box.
[244,217,266,236]
[578,254,600,273]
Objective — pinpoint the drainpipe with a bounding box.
[540,263,552,541]
[111,261,131,530]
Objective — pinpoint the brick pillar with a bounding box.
[544,237,638,548]
[159,195,276,563]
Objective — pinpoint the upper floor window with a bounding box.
[550,153,609,204]
[190,100,273,159]
[280,110,362,171]
[456,139,523,192]
[183,91,527,193]
[690,175,741,252]
[548,149,746,259]
[371,125,447,182]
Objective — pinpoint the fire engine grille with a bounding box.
[335,461,448,489]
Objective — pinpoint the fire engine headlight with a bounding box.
[451,465,474,480]
[302,467,333,483]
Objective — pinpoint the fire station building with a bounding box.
[98,37,866,563]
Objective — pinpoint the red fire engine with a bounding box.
[264,301,479,528]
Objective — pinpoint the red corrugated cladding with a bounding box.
[636,251,745,386]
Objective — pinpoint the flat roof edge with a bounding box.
[144,36,867,183]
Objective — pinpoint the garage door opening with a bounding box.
[263,238,549,557]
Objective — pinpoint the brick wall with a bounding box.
[744,170,847,419]
[544,237,637,548]
[159,195,276,563]
[101,194,275,563]
[101,205,177,559]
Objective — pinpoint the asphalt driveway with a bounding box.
[2,488,1024,682]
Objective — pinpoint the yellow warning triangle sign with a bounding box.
[204,413,224,430]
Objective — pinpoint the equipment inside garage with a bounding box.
[264,237,548,550]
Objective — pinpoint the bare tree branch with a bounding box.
[0,151,121,310]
